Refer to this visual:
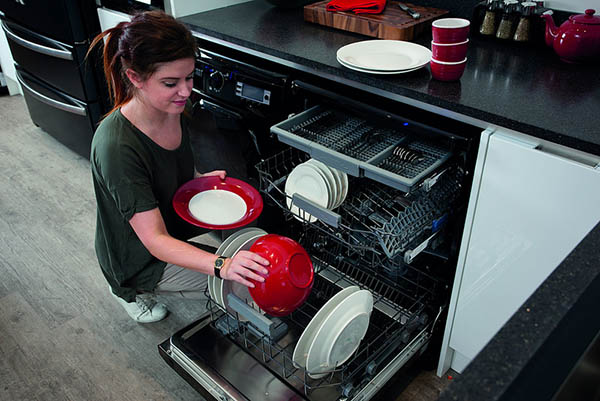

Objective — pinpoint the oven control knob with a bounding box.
[208,71,224,92]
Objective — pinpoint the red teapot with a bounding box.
[541,9,600,63]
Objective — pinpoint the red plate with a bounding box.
[173,176,263,230]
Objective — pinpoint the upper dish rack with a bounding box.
[256,147,464,261]
[271,105,452,193]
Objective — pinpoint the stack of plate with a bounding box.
[292,286,373,378]
[285,159,348,223]
[208,227,267,319]
[336,40,432,75]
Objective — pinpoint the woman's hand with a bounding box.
[196,169,227,180]
[220,250,270,288]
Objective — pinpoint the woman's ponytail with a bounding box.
[87,22,132,116]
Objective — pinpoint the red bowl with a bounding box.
[432,18,470,44]
[431,39,469,62]
[430,58,467,81]
[249,234,314,317]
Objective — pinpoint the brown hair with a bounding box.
[88,10,196,116]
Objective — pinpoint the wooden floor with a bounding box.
[0,94,452,401]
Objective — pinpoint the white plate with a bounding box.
[217,229,265,308]
[334,168,349,207]
[337,54,423,75]
[220,231,266,319]
[306,289,373,378]
[285,163,330,223]
[337,40,431,72]
[212,227,266,308]
[306,159,338,209]
[292,286,360,369]
[188,189,247,226]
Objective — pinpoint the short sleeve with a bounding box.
[92,120,158,221]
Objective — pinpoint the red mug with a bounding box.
[431,39,469,62]
[430,58,467,81]
[432,18,471,44]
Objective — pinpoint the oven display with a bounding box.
[235,82,271,105]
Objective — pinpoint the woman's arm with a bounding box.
[195,169,227,179]
[129,208,268,287]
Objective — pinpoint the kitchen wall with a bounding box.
[546,1,596,12]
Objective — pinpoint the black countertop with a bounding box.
[180,1,600,156]
[179,3,600,400]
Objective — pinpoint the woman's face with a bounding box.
[131,57,195,114]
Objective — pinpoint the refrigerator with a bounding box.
[0,0,107,159]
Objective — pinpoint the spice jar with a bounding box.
[513,2,536,41]
[496,0,519,39]
[479,0,499,35]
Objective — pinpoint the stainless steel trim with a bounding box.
[351,328,431,401]
[16,71,87,116]
[1,20,73,60]
[170,341,249,401]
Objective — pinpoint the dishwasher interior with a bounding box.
[160,47,479,401]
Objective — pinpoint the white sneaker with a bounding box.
[110,289,168,323]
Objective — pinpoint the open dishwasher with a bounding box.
[159,78,477,401]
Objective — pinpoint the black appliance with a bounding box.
[0,0,107,159]
[193,47,296,148]
[160,45,478,401]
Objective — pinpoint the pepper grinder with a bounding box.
[496,0,519,40]
[513,2,536,41]
[479,0,499,35]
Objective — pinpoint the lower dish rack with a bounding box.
[256,147,465,261]
[202,229,441,400]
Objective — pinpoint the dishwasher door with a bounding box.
[159,313,432,401]
[159,314,307,401]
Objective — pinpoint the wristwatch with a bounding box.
[214,256,227,279]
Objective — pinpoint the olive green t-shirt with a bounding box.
[91,109,199,301]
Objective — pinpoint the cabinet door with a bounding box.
[438,130,600,374]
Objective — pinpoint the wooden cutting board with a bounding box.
[304,1,449,41]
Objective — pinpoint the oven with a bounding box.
[0,0,106,159]
[159,46,480,401]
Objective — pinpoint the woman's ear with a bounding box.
[125,68,144,89]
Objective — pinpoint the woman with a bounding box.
[88,11,269,323]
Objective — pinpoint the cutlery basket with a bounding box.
[271,105,452,193]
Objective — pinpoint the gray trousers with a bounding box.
[153,235,219,299]
[154,263,208,299]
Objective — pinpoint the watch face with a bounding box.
[215,257,224,268]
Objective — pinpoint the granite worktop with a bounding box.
[179,1,600,156]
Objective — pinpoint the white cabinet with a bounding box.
[0,19,20,95]
[97,7,131,32]
[437,129,600,375]
[165,0,252,18]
